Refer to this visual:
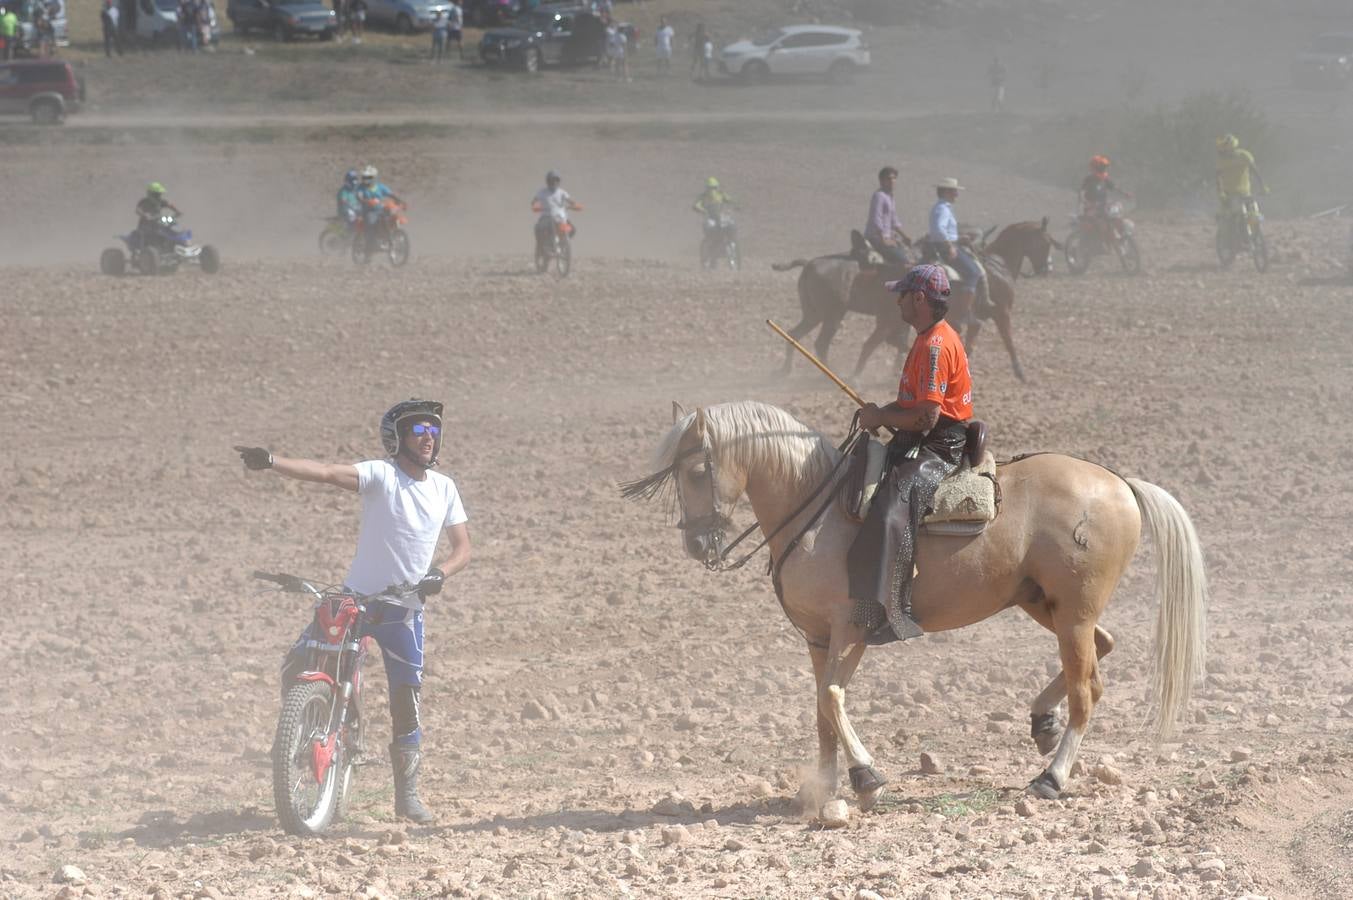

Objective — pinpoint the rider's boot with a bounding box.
[390,741,435,824]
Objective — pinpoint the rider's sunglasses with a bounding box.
[409,424,441,437]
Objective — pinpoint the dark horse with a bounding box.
[983,217,1062,278]
[772,231,1026,381]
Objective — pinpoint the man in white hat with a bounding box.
[927,177,984,318]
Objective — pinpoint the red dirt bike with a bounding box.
[352,198,411,267]
[533,203,581,277]
[1064,200,1142,276]
[260,571,416,836]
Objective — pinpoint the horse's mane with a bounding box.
[628,401,836,504]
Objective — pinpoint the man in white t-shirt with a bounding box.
[654,16,674,75]
[234,398,471,824]
[532,169,583,252]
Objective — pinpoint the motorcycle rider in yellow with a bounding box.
[1215,134,1268,212]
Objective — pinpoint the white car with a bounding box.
[719,24,869,83]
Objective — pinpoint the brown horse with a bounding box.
[983,217,1063,278]
[774,233,1027,381]
[628,401,1206,816]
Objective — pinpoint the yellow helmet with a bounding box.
[705,177,720,189]
[1216,134,1239,152]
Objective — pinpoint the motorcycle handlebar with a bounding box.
[253,570,420,602]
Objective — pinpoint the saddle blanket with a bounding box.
[843,439,998,526]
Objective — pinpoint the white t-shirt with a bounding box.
[655,25,674,57]
[534,186,573,222]
[345,459,468,606]
[446,3,461,29]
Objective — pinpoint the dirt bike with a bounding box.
[260,571,419,836]
[534,212,576,277]
[699,207,740,271]
[101,212,221,277]
[352,198,411,267]
[319,215,356,256]
[1064,201,1141,276]
[1216,195,1268,273]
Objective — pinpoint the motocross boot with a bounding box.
[390,742,435,824]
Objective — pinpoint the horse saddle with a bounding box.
[841,421,1000,535]
[849,229,909,276]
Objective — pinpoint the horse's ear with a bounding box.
[671,401,687,423]
[694,406,707,440]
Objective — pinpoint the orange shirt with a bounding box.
[898,319,973,422]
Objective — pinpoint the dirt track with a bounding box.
[7,1,1353,897]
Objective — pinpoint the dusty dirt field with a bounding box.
[6,1,1353,898]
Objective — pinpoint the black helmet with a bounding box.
[380,398,444,468]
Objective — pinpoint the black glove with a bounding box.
[417,567,445,598]
[233,445,273,471]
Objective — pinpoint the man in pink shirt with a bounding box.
[865,166,911,265]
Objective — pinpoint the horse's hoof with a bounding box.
[1026,772,1061,800]
[848,764,887,795]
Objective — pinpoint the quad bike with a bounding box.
[1216,195,1268,273]
[699,207,740,271]
[534,213,576,277]
[261,571,422,836]
[1064,201,1141,276]
[101,212,221,276]
[352,199,411,267]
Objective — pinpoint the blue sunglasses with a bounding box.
[410,424,441,437]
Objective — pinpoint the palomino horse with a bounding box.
[625,401,1206,815]
[773,235,1026,381]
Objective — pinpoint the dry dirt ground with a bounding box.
[6,2,1353,899]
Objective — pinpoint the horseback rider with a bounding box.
[925,177,984,315]
[864,166,911,266]
[848,264,973,644]
[233,398,472,824]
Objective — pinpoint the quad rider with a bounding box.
[864,166,911,266]
[924,177,985,316]
[336,169,362,231]
[849,265,973,645]
[234,399,472,825]
[1079,155,1133,242]
[356,165,404,255]
[135,182,182,244]
[532,169,583,250]
[693,176,736,253]
[1215,133,1268,232]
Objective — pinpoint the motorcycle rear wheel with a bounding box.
[1063,232,1090,275]
[1249,222,1269,274]
[388,229,410,267]
[351,235,371,266]
[319,226,347,256]
[1115,234,1142,276]
[273,681,347,837]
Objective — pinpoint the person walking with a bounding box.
[233,399,472,824]
[350,0,366,44]
[654,16,674,76]
[430,10,447,62]
[691,23,712,81]
[0,6,18,60]
[102,0,124,57]
[446,0,463,59]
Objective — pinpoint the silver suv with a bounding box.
[719,25,870,83]
[364,0,452,33]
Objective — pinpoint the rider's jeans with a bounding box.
[951,246,984,292]
[282,599,425,745]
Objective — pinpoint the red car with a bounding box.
[0,59,83,124]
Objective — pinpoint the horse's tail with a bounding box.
[771,259,809,272]
[1040,216,1064,250]
[1126,478,1208,740]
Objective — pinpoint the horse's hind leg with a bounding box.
[991,296,1026,382]
[852,317,899,377]
[782,310,822,373]
[1029,622,1105,800]
[818,626,886,812]
[1023,606,1115,755]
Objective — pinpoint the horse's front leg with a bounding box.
[799,643,839,815]
[819,625,886,811]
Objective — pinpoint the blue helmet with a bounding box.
[344,169,359,187]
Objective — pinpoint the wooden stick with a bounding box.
[767,319,869,408]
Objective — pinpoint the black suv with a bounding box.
[479,5,605,73]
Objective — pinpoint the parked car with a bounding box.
[130,0,223,46]
[1292,32,1353,89]
[227,0,338,41]
[718,24,870,83]
[463,0,515,27]
[479,6,607,73]
[364,0,453,33]
[0,59,83,123]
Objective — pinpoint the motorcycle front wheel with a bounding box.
[273,681,347,837]
[1249,221,1269,274]
[1063,232,1090,275]
[388,229,410,267]
[554,236,572,277]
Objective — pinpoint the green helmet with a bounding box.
[147,182,166,196]
[705,177,720,189]
[1216,134,1239,153]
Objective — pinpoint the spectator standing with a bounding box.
[177,0,197,53]
[606,20,629,81]
[35,4,53,56]
[198,0,215,52]
[654,16,673,76]
[102,0,123,57]
[446,0,462,59]
[350,0,366,44]
[430,10,446,61]
[987,56,1007,111]
[0,5,18,60]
